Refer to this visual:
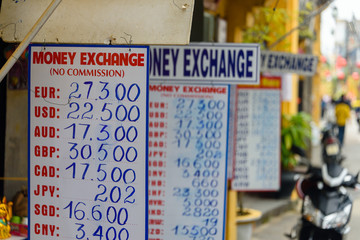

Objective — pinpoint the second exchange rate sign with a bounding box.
[148,83,229,240]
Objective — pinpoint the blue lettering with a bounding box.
[261,53,267,68]
[267,54,273,69]
[291,58,296,70]
[153,48,162,76]
[183,49,191,77]
[286,56,290,69]
[228,50,236,77]
[273,55,279,69]
[209,50,218,77]
[308,58,314,72]
[171,49,180,76]
[150,46,258,80]
[306,57,311,71]
[237,50,245,78]
[279,56,284,70]
[201,50,209,77]
[192,49,201,77]
[246,50,253,78]
[162,48,170,76]
[218,50,226,77]
[297,58,304,70]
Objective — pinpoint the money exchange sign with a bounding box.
[29,45,149,240]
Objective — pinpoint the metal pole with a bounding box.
[226,189,237,240]
[0,0,62,83]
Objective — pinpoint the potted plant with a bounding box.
[281,112,312,170]
[236,192,262,240]
[279,112,312,198]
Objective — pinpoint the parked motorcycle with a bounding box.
[321,123,338,147]
[285,132,360,240]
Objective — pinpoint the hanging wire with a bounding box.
[256,0,280,48]
[0,21,20,40]
[270,0,281,24]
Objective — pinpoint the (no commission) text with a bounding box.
[50,68,124,78]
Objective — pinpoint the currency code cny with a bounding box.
[29,45,148,240]
[148,84,229,240]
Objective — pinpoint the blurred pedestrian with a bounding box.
[321,98,326,118]
[352,98,360,132]
[335,94,351,146]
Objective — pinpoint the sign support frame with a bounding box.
[0,0,62,83]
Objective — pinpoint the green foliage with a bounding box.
[242,7,289,50]
[299,1,315,40]
[242,4,316,49]
[281,112,312,170]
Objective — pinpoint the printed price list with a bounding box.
[148,83,229,240]
[232,88,280,191]
[29,45,148,240]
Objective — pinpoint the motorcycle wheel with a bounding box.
[299,225,343,240]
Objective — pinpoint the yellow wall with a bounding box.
[278,0,300,115]
[221,1,258,43]
[312,15,322,124]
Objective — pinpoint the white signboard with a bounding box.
[0,0,194,45]
[148,83,229,240]
[232,76,281,191]
[150,43,260,85]
[261,51,318,76]
[29,45,149,239]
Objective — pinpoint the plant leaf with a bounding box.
[284,133,292,150]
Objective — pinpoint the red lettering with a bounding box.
[149,228,162,235]
[34,126,57,138]
[149,219,164,225]
[96,53,104,66]
[33,52,44,64]
[149,199,164,206]
[78,52,145,66]
[87,52,96,65]
[35,165,56,177]
[80,52,87,65]
[138,53,145,66]
[34,204,57,217]
[34,86,58,99]
[33,185,56,197]
[33,51,75,65]
[34,146,57,158]
[34,106,58,118]
[33,223,56,236]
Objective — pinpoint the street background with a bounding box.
[252,113,360,240]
